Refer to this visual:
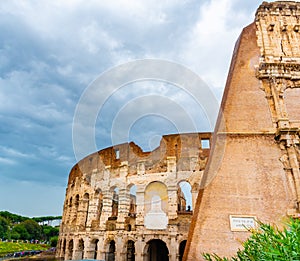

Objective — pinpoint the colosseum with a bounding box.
[58,1,300,260]
[57,133,211,261]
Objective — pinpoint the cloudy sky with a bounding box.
[0,0,263,217]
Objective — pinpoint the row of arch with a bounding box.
[63,181,193,227]
[58,237,187,261]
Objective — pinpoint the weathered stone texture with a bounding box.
[185,1,300,260]
[57,133,211,261]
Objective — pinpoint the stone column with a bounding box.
[76,197,89,231]
[69,198,78,229]
[137,160,145,175]
[64,239,72,260]
[167,156,177,173]
[135,185,145,228]
[83,237,90,259]
[100,189,112,230]
[115,235,124,261]
[168,184,178,219]
[168,235,178,261]
[120,161,129,177]
[286,138,300,205]
[117,186,128,230]
[98,237,106,260]
[86,193,98,229]
[72,238,83,260]
[55,238,62,258]
[135,237,146,261]
[191,188,198,210]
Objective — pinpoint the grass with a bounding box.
[0,241,49,257]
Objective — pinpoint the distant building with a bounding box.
[38,219,62,227]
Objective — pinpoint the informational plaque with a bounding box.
[229,215,257,231]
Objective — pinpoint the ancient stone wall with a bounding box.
[185,1,300,260]
[57,133,211,261]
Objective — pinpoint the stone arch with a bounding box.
[83,192,89,199]
[90,238,99,260]
[178,240,187,261]
[177,181,192,211]
[105,240,116,261]
[127,184,137,216]
[61,238,66,258]
[143,239,169,261]
[126,240,135,261]
[66,239,73,260]
[67,197,73,224]
[57,239,61,256]
[72,194,80,224]
[75,194,80,206]
[144,181,168,229]
[110,187,119,218]
[77,238,84,260]
[82,193,90,227]
[95,188,103,220]
[144,181,168,213]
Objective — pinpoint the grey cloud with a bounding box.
[0,0,258,215]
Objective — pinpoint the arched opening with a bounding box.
[83,193,90,227]
[144,239,169,261]
[67,239,73,260]
[144,182,168,229]
[126,240,135,261]
[127,224,132,231]
[144,182,168,213]
[95,189,103,220]
[179,240,187,261]
[177,181,192,212]
[78,238,84,260]
[72,194,79,224]
[61,239,66,258]
[105,240,116,261]
[68,197,73,224]
[91,239,99,260]
[111,187,119,218]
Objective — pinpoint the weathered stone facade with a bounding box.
[58,1,300,260]
[57,133,211,261]
[185,1,300,260]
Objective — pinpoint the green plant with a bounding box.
[50,236,58,247]
[0,241,49,257]
[0,216,8,239]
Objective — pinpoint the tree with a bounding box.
[0,211,27,224]
[11,224,29,240]
[22,220,42,240]
[0,216,9,239]
[0,211,61,242]
[42,225,59,241]
[32,215,62,224]
[11,220,42,240]
[203,218,300,261]
[50,236,58,247]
